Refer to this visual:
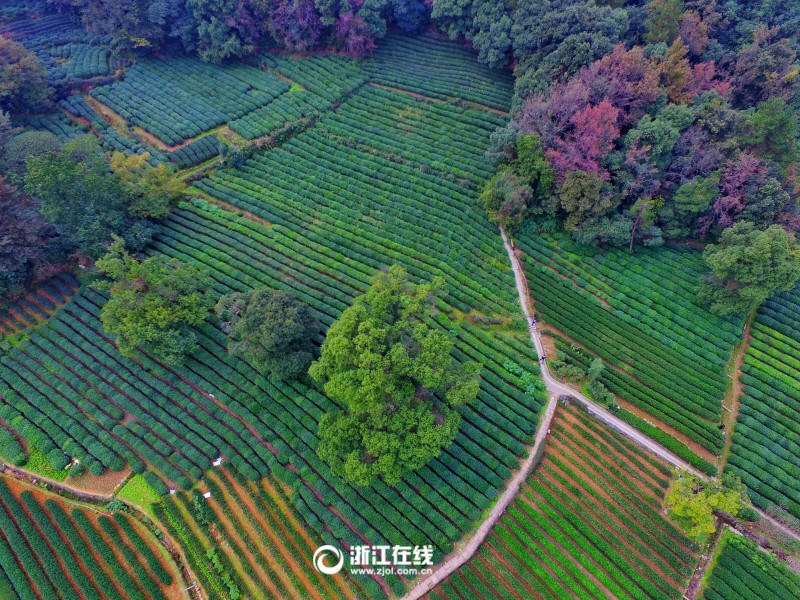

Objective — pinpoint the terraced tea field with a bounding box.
[0,13,115,85]
[0,476,181,600]
[155,466,363,600]
[701,532,800,600]
[0,32,554,598]
[725,283,800,518]
[426,401,698,600]
[364,33,514,110]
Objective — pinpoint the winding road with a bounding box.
[402,225,800,600]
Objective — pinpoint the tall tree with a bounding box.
[0,177,63,301]
[731,25,798,107]
[667,471,751,538]
[556,170,615,231]
[110,152,185,219]
[699,221,800,316]
[0,35,52,114]
[267,0,323,52]
[678,10,708,57]
[480,169,531,229]
[25,136,127,257]
[215,287,318,380]
[741,98,799,169]
[24,136,158,256]
[1,130,61,183]
[95,236,216,363]
[644,0,684,45]
[310,266,481,486]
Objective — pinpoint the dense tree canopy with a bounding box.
[309,266,481,485]
[24,137,162,257]
[667,471,751,538]
[50,0,428,61]
[0,35,52,114]
[0,177,64,301]
[25,136,131,258]
[1,130,61,184]
[215,287,318,380]
[94,236,216,363]
[698,222,800,316]
[109,151,185,219]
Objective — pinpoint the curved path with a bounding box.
[403,225,800,600]
[499,226,702,475]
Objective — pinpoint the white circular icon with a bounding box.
[313,545,344,575]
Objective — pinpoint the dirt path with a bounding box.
[499,225,800,545]
[684,521,723,600]
[717,312,755,474]
[401,376,558,599]
[409,224,798,597]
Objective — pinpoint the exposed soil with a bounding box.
[546,430,694,555]
[482,541,546,599]
[2,469,184,600]
[186,187,273,228]
[539,455,681,589]
[200,481,278,600]
[539,331,558,360]
[84,95,199,151]
[1,475,184,600]
[684,522,722,600]
[209,469,322,600]
[560,407,670,492]
[5,306,36,328]
[259,476,357,599]
[717,314,754,474]
[65,466,131,497]
[503,508,593,599]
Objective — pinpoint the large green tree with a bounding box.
[742,98,799,169]
[480,169,531,229]
[309,266,481,486]
[699,222,800,316]
[0,35,52,114]
[215,287,318,380]
[667,471,751,538]
[1,130,61,183]
[25,136,158,256]
[110,151,185,219]
[95,236,216,364]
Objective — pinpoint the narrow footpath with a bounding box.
[402,225,800,600]
[499,225,800,545]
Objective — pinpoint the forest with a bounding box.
[2,0,799,315]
